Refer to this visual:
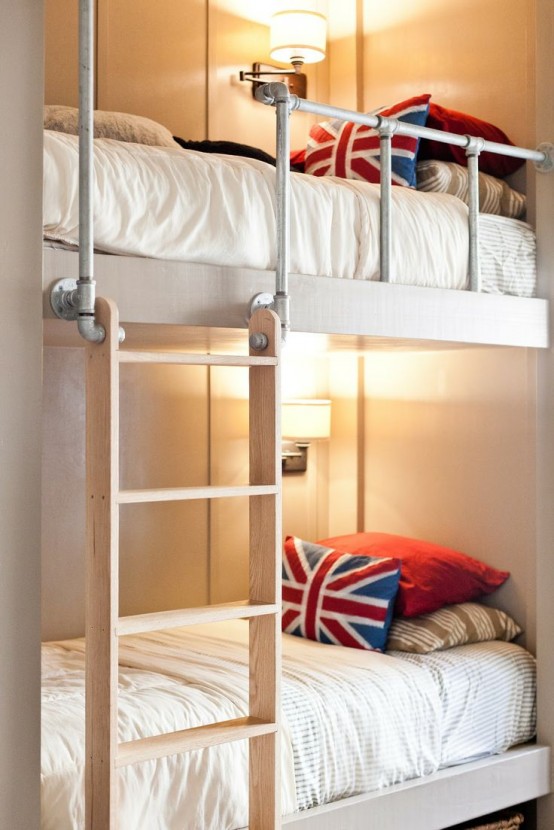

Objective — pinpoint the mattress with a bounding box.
[41,621,536,830]
[42,131,537,298]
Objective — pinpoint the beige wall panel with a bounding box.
[119,363,210,615]
[210,350,332,603]
[44,0,79,107]
[362,0,534,147]
[362,347,536,644]
[208,3,327,153]
[327,0,360,112]
[42,347,87,641]
[282,351,331,543]
[209,366,250,602]
[0,0,43,823]
[327,354,361,536]
[42,358,210,638]
[97,0,207,139]
[534,0,554,820]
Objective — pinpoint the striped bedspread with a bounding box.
[43,131,536,297]
[41,622,535,829]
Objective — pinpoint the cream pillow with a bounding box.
[417,159,526,220]
[44,104,178,148]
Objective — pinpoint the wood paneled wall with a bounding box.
[42,0,539,641]
[361,0,535,147]
[44,0,333,151]
[362,347,536,647]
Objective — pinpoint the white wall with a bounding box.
[0,0,43,826]
[534,0,554,822]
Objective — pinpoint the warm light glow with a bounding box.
[282,399,331,440]
[270,1,327,65]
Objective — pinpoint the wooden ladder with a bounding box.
[85,297,282,829]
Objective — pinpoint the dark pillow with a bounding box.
[419,103,524,177]
[318,531,509,617]
[173,136,277,166]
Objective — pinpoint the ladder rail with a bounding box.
[249,309,282,827]
[85,297,120,828]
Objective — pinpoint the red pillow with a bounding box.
[317,532,509,617]
[419,103,524,178]
[290,148,306,172]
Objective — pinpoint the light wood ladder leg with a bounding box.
[249,309,282,829]
[85,297,120,829]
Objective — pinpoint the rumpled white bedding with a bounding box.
[43,131,537,296]
[41,621,536,829]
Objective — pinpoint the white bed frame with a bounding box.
[43,247,549,350]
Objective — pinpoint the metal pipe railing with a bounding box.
[50,0,113,343]
[257,86,553,303]
[378,124,394,283]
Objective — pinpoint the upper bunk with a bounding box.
[42,92,552,351]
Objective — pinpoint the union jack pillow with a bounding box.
[305,94,431,188]
[282,536,401,651]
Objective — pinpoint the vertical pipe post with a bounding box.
[466,138,484,292]
[273,85,292,338]
[379,124,394,283]
[79,0,94,287]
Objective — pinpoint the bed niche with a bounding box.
[41,0,553,828]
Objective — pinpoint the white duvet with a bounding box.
[43,131,536,296]
[42,622,536,829]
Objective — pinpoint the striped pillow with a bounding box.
[416,159,526,219]
[386,602,521,654]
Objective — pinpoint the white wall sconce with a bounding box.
[240,1,328,99]
[282,399,331,473]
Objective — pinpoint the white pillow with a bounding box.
[44,104,178,148]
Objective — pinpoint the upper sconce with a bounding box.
[240,0,328,99]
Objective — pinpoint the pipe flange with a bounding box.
[249,292,274,319]
[535,142,554,173]
[50,278,79,321]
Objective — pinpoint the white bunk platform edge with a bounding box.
[43,248,549,349]
[281,744,550,830]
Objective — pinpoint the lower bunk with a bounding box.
[41,620,548,830]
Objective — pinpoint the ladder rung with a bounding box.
[116,717,277,767]
[119,350,278,367]
[117,600,279,636]
[118,484,278,504]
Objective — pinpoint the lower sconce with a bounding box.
[281,399,331,474]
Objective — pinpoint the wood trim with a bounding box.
[85,297,120,829]
[116,716,277,768]
[117,601,278,636]
[248,309,282,828]
[118,484,278,504]
[119,350,277,367]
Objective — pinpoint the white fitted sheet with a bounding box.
[41,621,536,829]
[42,131,537,297]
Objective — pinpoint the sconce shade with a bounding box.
[282,399,331,441]
[270,1,327,66]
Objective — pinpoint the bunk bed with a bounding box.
[41,9,553,826]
